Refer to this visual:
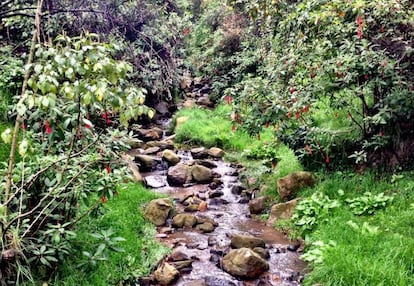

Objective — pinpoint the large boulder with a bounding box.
[122,154,143,182]
[144,198,172,226]
[154,262,179,285]
[267,198,300,226]
[167,164,190,186]
[172,213,197,228]
[208,147,224,158]
[277,171,316,201]
[191,165,212,183]
[163,150,181,165]
[249,196,268,214]
[230,235,265,249]
[222,248,269,278]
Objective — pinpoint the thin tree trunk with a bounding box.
[4,0,43,203]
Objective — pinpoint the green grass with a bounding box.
[53,183,170,286]
[296,172,414,286]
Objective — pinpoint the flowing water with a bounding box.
[141,149,306,286]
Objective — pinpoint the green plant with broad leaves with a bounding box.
[301,240,337,264]
[345,192,393,215]
[292,192,341,232]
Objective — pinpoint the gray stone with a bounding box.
[231,235,265,249]
[191,165,212,183]
[154,262,179,285]
[249,196,268,215]
[204,276,237,286]
[182,280,206,286]
[191,147,208,159]
[196,222,215,233]
[208,147,224,158]
[143,146,160,155]
[167,164,190,186]
[172,213,197,228]
[253,247,270,259]
[277,171,316,201]
[137,127,163,142]
[134,154,155,171]
[163,149,181,165]
[222,248,269,278]
[267,198,300,226]
[144,198,172,226]
[144,175,167,188]
[208,189,224,198]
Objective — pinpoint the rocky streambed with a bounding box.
[126,124,307,286]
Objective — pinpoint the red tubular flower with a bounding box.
[356,16,363,26]
[85,124,91,129]
[45,121,52,134]
[378,131,383,137]
[224,96,233,105]
[103,111,111,124]
[231,125,236,132]
[357,27,363,39]
[295,112,300,119]
[289,87,296,94]
[21,122,26,130]
[101,196,108,204]
[265,121,269,128]
[105,165,111,174]
[287,111,292,118]
[303,105,309,113]
[325,156,330,164]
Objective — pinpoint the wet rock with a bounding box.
[197,97,214,107]
[277,171,316,201]
[267,198,300,226]
[208,189,224,198]
[207,236,217,246]
[172,213,197,228]
[163,149,181,165]
[144,198,172,226]
[155,101,170,116]
[191,165,212,183]
[137,127,163,142]
[231,235,265,249]
[222,248,269,279]
[204,276,237,286]
[144,175,167,188]
[198,201,208,212]
[185,203,200,212]
[182,280,207,286]
[154,262,179,285]
[230,184,245,195]
[287,240,301,252]
[195,159,217,169]
[249,196,268,215]
[167,164,190,186]
[253,247,270,259]
[208,181,219,190]
[176,116,190,129]
[191,147,208,159]
[238,197,250,204]
[143,146,160,155]
[134,154,155,171]
[196,222,215,233]
[169,250,190,261]
[209,198,229,205]
[146,139,175,150]
[170,259,193,270]
[138,276,154,286]
[208,147,225,158]
[197,216,218,226]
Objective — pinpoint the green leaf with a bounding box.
[1,128,12,144]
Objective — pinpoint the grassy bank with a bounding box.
[52,183,169,286]
[174,105,414,286]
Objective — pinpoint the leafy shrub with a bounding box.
[346,192,393,215]
[292,192,341,232]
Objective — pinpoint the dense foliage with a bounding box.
[188,0,414,169]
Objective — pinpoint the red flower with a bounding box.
[103,111,111,124]
[101,196,108,204]
[45,121,52,134]
[305,144,313,155]
[325,156,330,164]
[357,27,363,39]
[287,111,292,118]
[85,124,92,129]
[231,125,236,132]
[289,87,296,94]
[105,165,111,174]
[265,121,269,128]
[303,105,309,113]
[183,27,191,36]
[365,74,369,80]
[382,59,387,67]
[378,131,383,137]
[356,16,363,26]
[380,26,385,33]
[224,96,233,105]
[21,122,26,130]
[295,112,300,119]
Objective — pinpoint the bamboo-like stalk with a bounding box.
[4,0,44,203]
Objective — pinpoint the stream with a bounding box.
[133,125,306,285]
